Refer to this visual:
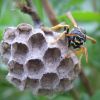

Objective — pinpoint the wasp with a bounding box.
[49,12,96,63]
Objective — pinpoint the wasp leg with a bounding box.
[64,49,82,71]
[50,24,70,31]
[50,32,77,44]
[50,31,66,44]
[79,47,88,64]
[82,46,88,63]
[75,46,88,63]
[78,54,83,70]
[86,35,96,44]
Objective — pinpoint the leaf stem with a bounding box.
[79,68,93,96]
[17,0,42,27]
[41,0,59,26]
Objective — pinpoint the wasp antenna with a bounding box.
[86,35,96,44]
[66,11,78,27]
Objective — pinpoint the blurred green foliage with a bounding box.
[0,0,100,100]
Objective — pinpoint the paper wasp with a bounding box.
[49,12,96,63]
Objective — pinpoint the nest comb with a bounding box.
[0,23,80,95]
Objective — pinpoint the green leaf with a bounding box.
[91,90,100,100]
[80,93,90,100]
[62,0,84,10]
[37,95,48,100]
[52,94,74,100]
[33,0,44,21]
[58,11,100,23]
[0,28,3,41]
[0,0,9,18]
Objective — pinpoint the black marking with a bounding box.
[65,27,86,49]
[64,26,69,34]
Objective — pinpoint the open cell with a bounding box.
[1,42,11,64]
[28,33,46,49]
[1,42,11,54]
[8,60,24,77]
[13,42,28,55]
[38,88,53,95]
[41,73,59,89]
[42,29,53,35]
[26,59,44,76]
[57,58,74,78]
[57,78,72,91]
[12,42,28,62]
[4,27,16,41]
[43,48,61,64]
[17,23,32,32]
[11,78,22,86]
[25,77,39,89]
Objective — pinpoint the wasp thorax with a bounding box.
[0,23,80,95]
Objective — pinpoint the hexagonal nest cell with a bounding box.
[38,88,54,95]
[11,77,22,86]
[43,48,61,70]
[12,42,28,55]
[0,23,80,95]
[56,78,73,92]
[24,77,39,90]
[4,27,16,42]
[8,60,24,78]
[0,42,11,64]
[57,58,74,79]
[26,59,45,77]
[28,33,46,49]
[12,42,28,63]
[41,73,59,89]
[17,23,32,32]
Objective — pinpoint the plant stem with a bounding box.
[17,0,42,27]
[70,88,80,100]
[26,0,33,8]
[79,68,93,96]
[41,0,59,26]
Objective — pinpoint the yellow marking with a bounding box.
[50,24,70,31]
[75,40,80,44]
[74,46,88,63]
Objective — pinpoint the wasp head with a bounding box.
[69,27,86,48]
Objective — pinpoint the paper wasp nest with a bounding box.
[0,23,79,95]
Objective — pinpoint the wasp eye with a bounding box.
[76,36,80,41]
[80,37,84,40]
